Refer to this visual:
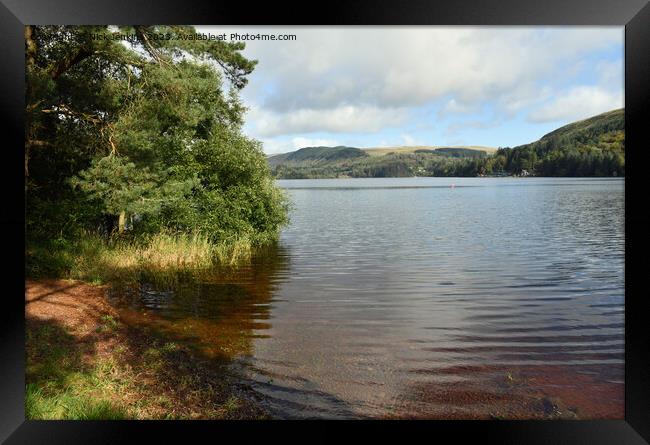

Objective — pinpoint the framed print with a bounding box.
[2,0,649,443]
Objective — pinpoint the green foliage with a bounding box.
[71,155,180,218]
[25,320,130,420]
[26,25,288,273]
[26,384,128,420]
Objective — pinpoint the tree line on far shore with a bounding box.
[270,108,625,179]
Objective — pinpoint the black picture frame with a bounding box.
[2,0,649,443]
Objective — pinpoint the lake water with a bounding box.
[117,177,625,419]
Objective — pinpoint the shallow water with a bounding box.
[115,177,625,419]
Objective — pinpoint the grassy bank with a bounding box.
[26,279,268,420]
[24,230,283,419]
[26,231,260,289]
[25,233,275,419]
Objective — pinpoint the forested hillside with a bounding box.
[488,108,624,176]
[268,109,624,179]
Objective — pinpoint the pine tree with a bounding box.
[26,25,287,242]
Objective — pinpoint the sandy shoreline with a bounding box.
[25,279,268,419]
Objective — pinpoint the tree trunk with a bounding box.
[25,25,37,179]
[118,211,126,234]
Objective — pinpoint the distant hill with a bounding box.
[492,108,624,176]
[268,146,368,167]
[539,108,624,143]
[363,146,496,157]
[268,144,494,179]
[267,109,624,178]
[413,147,494,158]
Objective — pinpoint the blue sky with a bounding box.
[197,27,623,154]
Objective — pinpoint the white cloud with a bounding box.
[498,85,554,116]
[440,99,478,116]
[258,137,341,155]
[260,139,289,154]
[195,26,623,149]
[527,86,623,123]
[247,104,409,137]
[445,119,501,136]
[596,59,624,87]
[401,134,419,146]
[290,137,339,148]
[220,27,621,111]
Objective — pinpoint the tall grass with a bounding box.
[76,232,254,288]
[27,231,256,288]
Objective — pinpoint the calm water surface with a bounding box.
[117,177,625,419]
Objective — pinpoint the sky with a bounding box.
[196,26,624,155]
